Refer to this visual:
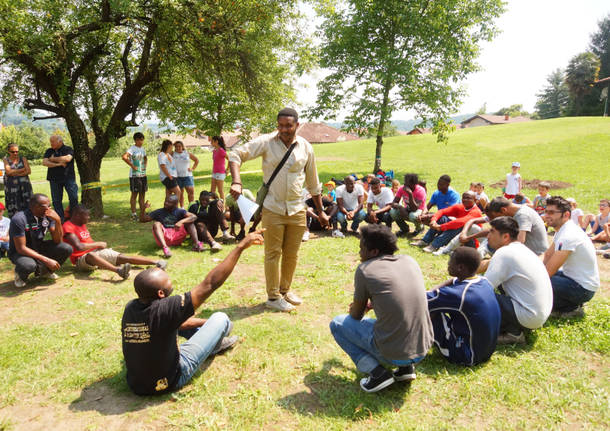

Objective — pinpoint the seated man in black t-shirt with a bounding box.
[121,230,264,396]
[140,195,203,258]
[188,191,234,252]
[9,193,73,287]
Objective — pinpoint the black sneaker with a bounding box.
[117,263,131,280]
[359,368,395,393]
[393,364,416,382]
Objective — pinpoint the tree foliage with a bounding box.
[534,69,569,119]
[565,52,601,116]
[493,104,529,117]
[308,0,504,172]
[0,0,302,215]
[590,14,610,80]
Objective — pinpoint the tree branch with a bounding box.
[69,43,108,93]
[33,114,62,121]
[121,37,134,87]
[24,98,62,115]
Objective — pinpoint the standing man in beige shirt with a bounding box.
[229,108,329,312]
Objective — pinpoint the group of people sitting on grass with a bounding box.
[2,167,606,396]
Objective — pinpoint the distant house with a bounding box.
[158,130,256,149]
[460,114,531,128]
[297,122,359,144]
[407,127,431,135]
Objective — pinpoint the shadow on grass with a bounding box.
[200,303,268,322]
[0,268,73,297]
[277,359,409,419]
[69,358,218,415]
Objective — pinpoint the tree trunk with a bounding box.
[64,110,104,218]
[373,81,392,173]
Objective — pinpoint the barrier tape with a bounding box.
[93,170,263,194]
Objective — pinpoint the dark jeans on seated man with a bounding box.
[494,292,524,336]
[551,270,596,312]
[422,216,463,248]
[197,199,229,238]
[10,240,73,281]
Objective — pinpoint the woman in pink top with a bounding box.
[210,136,228,203]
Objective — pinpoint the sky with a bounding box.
[295,0,610,121]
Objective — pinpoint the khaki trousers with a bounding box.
[261,208,307,299]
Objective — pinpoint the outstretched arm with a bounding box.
[190,231,264,309]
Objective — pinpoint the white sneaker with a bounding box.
[222,231,235,242]
[265,297,296,312]
[432,247,449,256]
[422,245,438,253]
[41,271,59,280]
[302,231,310,242]
[283,291,303,305]
[14,272,26,288]
[210,241,223,252]
[332,229,345,238]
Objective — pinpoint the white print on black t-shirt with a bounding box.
[123,322,150,344]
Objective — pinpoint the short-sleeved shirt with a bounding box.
[122,292,195,395]
[44,145,75,182]
[126,145,147,178]
[0,216,10,238]
[553,220,599,292]
[484,241,553,329]
[533,194,549,214]
[395,185,427,211]
[570,208,584,225]
[8,209,56,257]
[427,276,500,366]
[173,151,193,177]
[505,173,521,195]
[149,207,187,228]
[63,221,94,264]
[354,254,434,361]
[513,205,548,255]
[367,187,394,209]
[157,153,177,181]
[335,184,365,211]
[212,148,227,174]
[428,188,460,210]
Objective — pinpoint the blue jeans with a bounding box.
[329,314,423,374]
[422,216,462,248]
[337,209,367,232]
[49,179,79,221]
[174,312,232,389]
[551,271,596,312]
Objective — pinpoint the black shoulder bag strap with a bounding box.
[265,142,297,187]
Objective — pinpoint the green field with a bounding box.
[0,117,608,430]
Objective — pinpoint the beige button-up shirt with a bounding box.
[229,132,322,216]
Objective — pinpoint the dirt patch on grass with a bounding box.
[489,179,573,189]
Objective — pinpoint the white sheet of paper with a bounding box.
[237,195,259,225]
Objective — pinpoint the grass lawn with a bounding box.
[0,117,608,430]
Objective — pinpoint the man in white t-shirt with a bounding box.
[484,216,553,344]
[543,196,600,318]
[122,132,148,220]
[365,177,394,228]
[335,176,366,235]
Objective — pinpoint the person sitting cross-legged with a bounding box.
[543,196,600,318]
[334,176,366,237]
[366,177,394,229]
[412,191,482,253]
[427,247,501,366]
[188,191,234,252]
[9,193,73,287]
[63,205,167,279]
[121,230,264,396]
[329,224,433,393]
[140,194,204,257]
[484,216,553,344]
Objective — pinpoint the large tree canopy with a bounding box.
[0,0,302,215]
[308,0,504,172]
[534,69,569,119]
[565,52,600,116]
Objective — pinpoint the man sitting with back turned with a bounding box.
[329,224,433,393]
[121,231,263,395]
[63,205,166,279]
[427,247,501,366]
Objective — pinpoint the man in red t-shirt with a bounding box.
[63,205,166,279]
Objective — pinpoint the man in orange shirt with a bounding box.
[63,205,166,279]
